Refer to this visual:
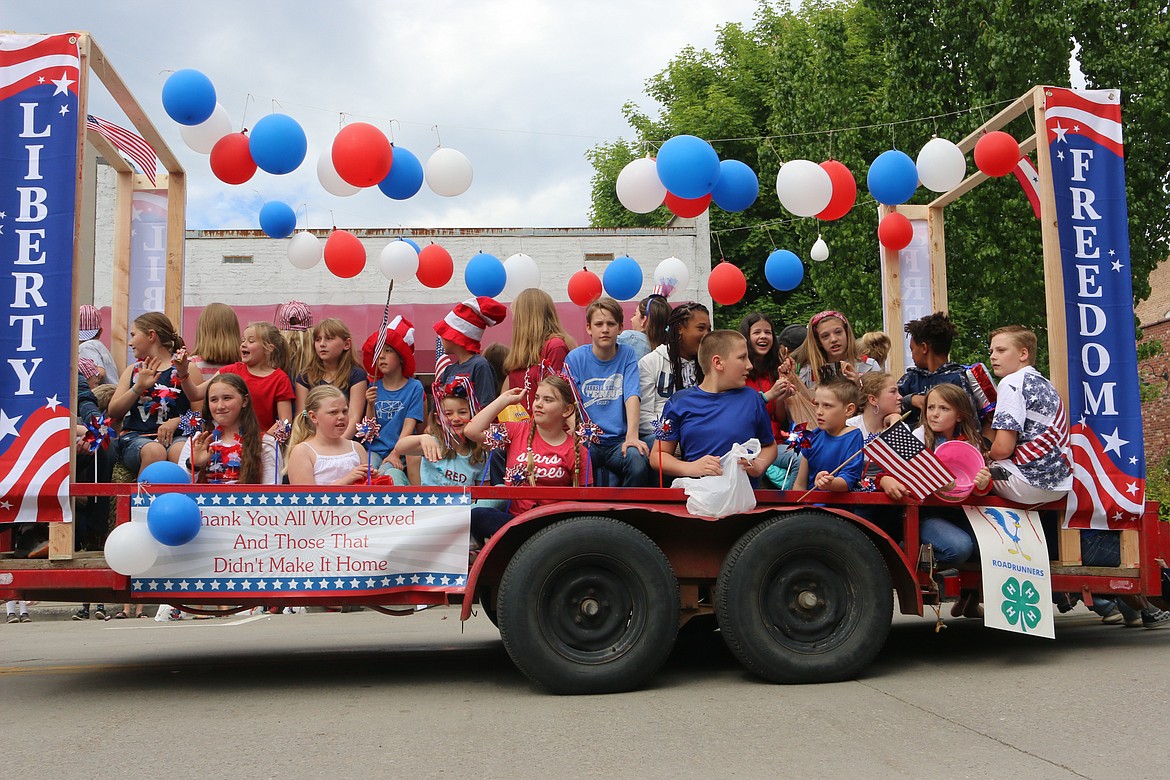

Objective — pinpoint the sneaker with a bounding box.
[5,613,17,624]
[1100,605,1124,625]
[1142,608,1170,629]
[1124,613,1145,628]
[72,608,90,621]
[19,613,30,622]
[94,606,106,620]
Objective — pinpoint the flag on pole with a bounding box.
[86,114,158,185]
[434,335,453,378]
[865,421,955,500]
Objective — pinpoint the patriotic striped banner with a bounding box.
[865,421,955,500]
[87,114,158,185]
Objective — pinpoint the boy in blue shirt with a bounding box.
[654,330,777,484]
[565,298,651,486]
[362,316,424,483]
[795,378,865,491]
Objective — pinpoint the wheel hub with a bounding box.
[538,559,644,664]
[763,559,848,644]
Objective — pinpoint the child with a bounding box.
[391,379,490,489]
[654,330,777,483]
[794,379,866,492]
[296,318,368,440]
[987,325,1072,504]
[639,301,711,445]
[360,316,424,481]
[739,311,798,439]
[78,304,119,384]
[794,310,879,388]
[566,298,652,486]
[192,322,294,437]
[190,302,241,376]
[848,372,903,439]
[179,373,278,484]
[618,294,670,362]
[464,377,589,542]
[897,311,979,427]
[5,600,30,623]
[108,312,201,476]
[502,288,571,412]
[858,331,892,370]
[286,385,373,486]
[276,300,314,379]
[433,296,507,405]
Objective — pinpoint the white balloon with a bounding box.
[287,231,323,270]
[104,521,160,576]
[425,147,473,197]
[616,157,667,213]
[317,144,360,197]
[180,103,232,154]
[653,256,690,298]
[502,253,542,299]
[775,159,833,217]
[810,236,830,262]
[916,137,967,193]
[377,240,420,282]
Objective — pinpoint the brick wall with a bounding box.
[1139,318,1170,462]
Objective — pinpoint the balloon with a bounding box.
[316,144,360,197]
[147,493,203,547]
[209,133,256,185]
[161,69,216,126]
[867,149,919,206]
[502,253,541,299]
[104,521,159,575]
[665,191,711,219]
[878,212,914,250]
[974,131,1020,177]
[378,146,424,200]
[711,159,759,212]
[602,255,643,301]
[775,159,833,217]
[810,236,830,262]
[917,137,967,193]
[615,157,667,213]
[568,268,603,307]
[332,122,393,187]
[708,262,747,306]
[652,256,690,299]
[416,243,454,288]
[180,102,231,154]
[465,252,506,297]
[817,160,857,220]
[287,231,323,270]
[425,147,473,197]
[764,249,804,292]
[655,135,720,199]
[259,201,297,239]
[249,113,307,175]
[399,237,421,253]
[377,239,420,282]
[138,460,191,485]
[324,230,366,279]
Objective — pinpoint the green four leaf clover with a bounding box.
[1000,576,1042,631]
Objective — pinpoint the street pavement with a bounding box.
[1,604,1166,779]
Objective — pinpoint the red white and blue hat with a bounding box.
[433,296,506,354]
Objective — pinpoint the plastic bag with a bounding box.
[671,438,761,518]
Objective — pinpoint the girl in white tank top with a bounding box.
[285,385,373,485]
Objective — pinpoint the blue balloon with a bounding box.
[765,249,804,292]
[259,201,297,238]
[465,252,506,297]
[655,135,720,199]
[867,149,919,206]
[249,114,307,175]
[711,159,759,212]
[147,493,202,547]
[602,255,644,301]
[138,460,192,485]
[161,69,216,126]
[377,146,424,200]
[398,237,421,253]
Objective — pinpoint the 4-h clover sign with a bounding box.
[1000,576,1042,632]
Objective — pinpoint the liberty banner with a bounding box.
[964,506,1054,639]
[0,33,79,523]
[125,189,169,365]
[1044,88,1145,529]
[129,489,472,597]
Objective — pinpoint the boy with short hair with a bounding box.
[897,311,974,427]
[795,379,865,492]
[565,298,651,486]
[987,325,1072,504]
[654,330,777,483]
[362,316,424,482]
[433,297,506,405]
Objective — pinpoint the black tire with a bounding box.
[496,516,679,694]
[716,513,893,684]
[478,590,499,627]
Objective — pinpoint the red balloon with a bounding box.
[332,122,393,187]
[974,131,1020,177]
[877,212,914,251]
[323,230,366,278]
[817,160,857,220]
[209,133,256,185]
[416,243,454,288]
[708,261,747,306]
[567,268,603,307]
[665,191,711,219]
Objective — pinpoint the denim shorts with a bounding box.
[113,431,188,473]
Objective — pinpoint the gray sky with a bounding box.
[3,0,763,230]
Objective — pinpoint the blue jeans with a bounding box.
[921,514,977,566]
[589,441,651,487]
[471,507,513,543]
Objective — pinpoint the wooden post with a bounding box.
[165,172,186,325]
[110,170,134,373]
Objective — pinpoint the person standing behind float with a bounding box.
[502,288,573,413]
[617,294,670,362]
[794,310,879,389]
[296,318,368,441]
[77,304,119,385]
[276,300,315,379]
[189,302,241,376]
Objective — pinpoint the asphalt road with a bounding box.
[1,606,1166,779]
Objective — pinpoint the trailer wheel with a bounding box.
[716,513,893,684]
[497,516,679,694]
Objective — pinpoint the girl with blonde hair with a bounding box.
[502,288,573,412]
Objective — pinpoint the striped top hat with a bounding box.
[433,296,506,354]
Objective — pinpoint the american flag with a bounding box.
[434,335,453,378]
[0,401,72,522]
[865,421,955,500]
[87,114,158,185]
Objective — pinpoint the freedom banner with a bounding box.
[964,506,1054,639]
[129,489,473,597]
[0,33,80,523]
[1044,88,1145,529]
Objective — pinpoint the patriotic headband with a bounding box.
[809,310,850,330]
